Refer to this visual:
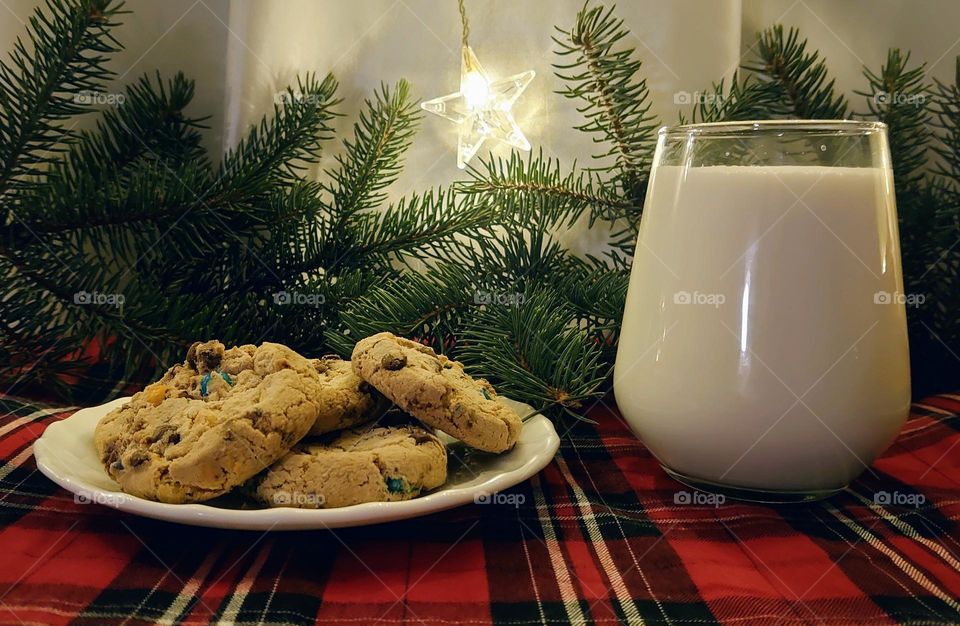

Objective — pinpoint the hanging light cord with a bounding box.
[457,0,470,48]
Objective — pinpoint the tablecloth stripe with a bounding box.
[1,393,960,625]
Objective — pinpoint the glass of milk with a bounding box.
[614,120,910,502]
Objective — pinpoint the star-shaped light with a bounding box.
[421,46,534,168]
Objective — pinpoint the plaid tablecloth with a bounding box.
[1,393,959,626]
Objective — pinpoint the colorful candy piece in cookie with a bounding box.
[199,370,234,397]
[248,424,447,509]
[143,383,167,406]
[306,355,390,436]
[351,332,522,453]
[93,340,326,503]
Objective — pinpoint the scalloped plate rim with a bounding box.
[34,396,559,530]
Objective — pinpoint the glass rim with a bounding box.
[659,120,887,138]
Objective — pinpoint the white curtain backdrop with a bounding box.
[3,0,959,198]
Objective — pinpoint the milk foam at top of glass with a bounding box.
[614,121,910,502]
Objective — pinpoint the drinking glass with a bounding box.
[614,120,911,502]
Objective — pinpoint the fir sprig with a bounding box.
[458,289,609,421]
[553,2,658,203]
[680,72,781,124]
[856,50,930,189]
[216,72,338,196]
[932,58,960,188]
[856,50,936,310]
[924,58,960,380]
[0,0,123,207]
[744,25,848,119]
[327,80,418,220]
[346,189,497,266]
[0,0,501,398]
[459,150,635,228]
[328,264,476,356]
[558,260,628,336]
[16,73,205,242]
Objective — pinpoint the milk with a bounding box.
[614,165,910,492]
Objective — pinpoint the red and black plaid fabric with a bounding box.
[1,393,959,625]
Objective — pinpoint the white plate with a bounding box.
[34,396,559,530]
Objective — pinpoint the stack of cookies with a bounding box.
[93,332,523,508]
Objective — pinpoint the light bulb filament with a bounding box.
[462,71,491,110]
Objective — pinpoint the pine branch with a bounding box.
[170,180,329,301]
[10,158,218,270]
[274,80,422,280]
[327,264,476,356]
[932,58,960,189]
[557,260,628,331]
[856,49,930,189]
[0,236,187,391]
[326,80,419,220]
[14,72,204,237]
[854,49,936,317]
[69,70,206,170]
[553,2,658,202]
[0,257,86,395]
[744,25,848,119]
[0,61,342,392]
[128,74,339,268]
[445,226,580,294]
[345,188,497,267]
[10,73,339,275]
[458,288,608,419]
[922,59,960,357]
[679,71,782,124]
[216,73,338,198]
[459,150,636,228]
[0,0,123,207]
[158,77,338,288]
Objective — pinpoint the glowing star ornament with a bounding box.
[422,46,534,168]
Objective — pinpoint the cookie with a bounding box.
[249,423,447,508]
[307,355,389,436]
[93,340,324,503]
[351,332,522,453]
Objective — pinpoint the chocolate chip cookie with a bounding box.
[351,332,522,453]
[307,356,389,436]
[249,423,447,508]
[93,340,324,503]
